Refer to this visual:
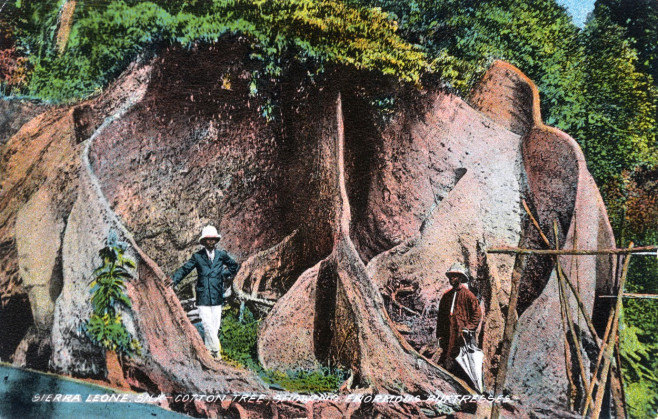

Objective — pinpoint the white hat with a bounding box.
[446,262,470,283]
[199,225,221,243]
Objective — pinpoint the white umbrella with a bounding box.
[455,332,484,393]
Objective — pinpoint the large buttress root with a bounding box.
[49,69,268,417]
[259,94,472,402]
[232,228,302,307]
[474,61,623,416]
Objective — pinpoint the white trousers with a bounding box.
[198,305,223,353]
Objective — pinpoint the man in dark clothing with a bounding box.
[436,263,482,371]
[169,225,239,359]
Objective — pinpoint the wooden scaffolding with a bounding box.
[486,200,657,419]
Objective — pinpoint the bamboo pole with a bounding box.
[490,254,526,419]
[554,221,590,404]
[572,217,585,407]
[573,219,585,398]
[521,201,599,342]
[522,200,552,246]
[520,202,595,410]
[614,337,628,419]
[599,293,658,299]
[583,243,634,418]
[547,219,575,408]
[560,269,599,347]
[581,298,616,417]
[572,217,582,333]
[590,298,627,417]
[487,245,656,255]
[557,257,578,409]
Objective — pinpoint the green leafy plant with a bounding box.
[83,231,141,357]
[219,304,346,392]
[85,313,141,357]
[220,304,261,371]
[90,243,135,317]
[620,313,658,417]
[262,367,348,392]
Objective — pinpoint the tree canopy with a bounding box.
[2,0,430,101]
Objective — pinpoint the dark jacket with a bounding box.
[172,248,239,306]
[436,286,482,361]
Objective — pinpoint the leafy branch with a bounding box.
[8,0,431,103]
[83,231,141,357]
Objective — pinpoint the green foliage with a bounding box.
[354,0,581,95]
[452,0,583,101]
[85,313,142,357]
[571,14,657,186]
[620,307,658,418]
[620,323,658,383]
[8,0,429,102]
[219,304,346,392]
[219,304,261,371]
[596,0,658,82]
[83,232,141,358]
[261,367,348,392]
[615,167,658,418]
[90,244,135,317]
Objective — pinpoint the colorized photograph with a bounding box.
[1,0,656,418]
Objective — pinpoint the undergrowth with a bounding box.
[220,303,347,392]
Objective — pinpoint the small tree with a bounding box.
[83,231,141,357]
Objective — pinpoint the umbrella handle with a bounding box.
[461,330,477,348]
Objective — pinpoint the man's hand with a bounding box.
[462,329,476,346]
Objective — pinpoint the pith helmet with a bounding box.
[446,262,470,283]
[199,225,221,243]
